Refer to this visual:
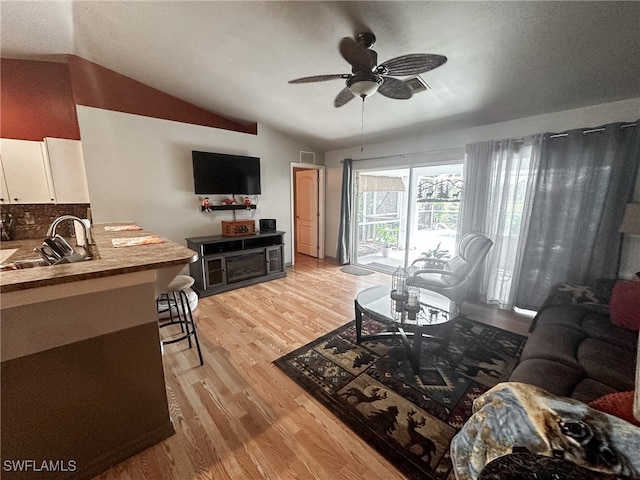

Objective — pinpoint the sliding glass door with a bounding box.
[353,162,463,273]
[353,168,409,273]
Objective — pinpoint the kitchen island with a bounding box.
[1,224,198,480]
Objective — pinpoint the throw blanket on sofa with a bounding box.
[450,382,640,480]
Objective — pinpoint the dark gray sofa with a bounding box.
[508,282,638,403]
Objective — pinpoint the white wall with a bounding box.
[76,106,320,265]
[324,98,640,275]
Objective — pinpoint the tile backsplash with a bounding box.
[1,204,91,240]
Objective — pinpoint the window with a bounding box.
[353,162,463,273]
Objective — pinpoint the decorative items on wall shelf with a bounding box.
[200,196,256,212]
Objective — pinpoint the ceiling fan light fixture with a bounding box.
[349,80,380,98]
[288,31,447,108]
[347,74,383,98]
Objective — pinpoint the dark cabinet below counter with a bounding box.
[186,231,286,296]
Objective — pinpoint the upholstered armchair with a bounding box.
[407,232,493,306]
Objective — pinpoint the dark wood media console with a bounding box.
[186,231,286,296]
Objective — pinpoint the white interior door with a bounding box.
[295,169,319,257]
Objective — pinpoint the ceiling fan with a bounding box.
[288,32,447,107]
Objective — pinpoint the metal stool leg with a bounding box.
[157,293,185,333]
[175,291,193,349]
[180,290,203,366]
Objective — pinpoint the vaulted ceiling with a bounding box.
[2,1,640,151]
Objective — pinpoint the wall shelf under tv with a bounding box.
[202,205,257,212]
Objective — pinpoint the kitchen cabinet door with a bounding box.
[45,138,90,203]
[0,139,55,204]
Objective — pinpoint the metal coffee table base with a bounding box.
[355,299,455,375]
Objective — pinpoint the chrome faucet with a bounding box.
[46,215,94,260]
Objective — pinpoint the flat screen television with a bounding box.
[192,151,261,195]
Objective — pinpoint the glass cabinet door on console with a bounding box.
[204,255,227,289]
[266,246,283,275]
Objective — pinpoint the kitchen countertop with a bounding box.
[0,223,198,293]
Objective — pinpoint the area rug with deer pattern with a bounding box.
[274,316,527,480]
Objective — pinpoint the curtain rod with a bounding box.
[339,146,463,163]
[341,122,637,159]
[504,122,636,143]
[548,122,637,139]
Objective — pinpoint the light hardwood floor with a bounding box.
[94,255,532,480]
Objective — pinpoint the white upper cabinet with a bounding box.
[0,138,91,204]
[44,138,90,204]
[0,139,55,204]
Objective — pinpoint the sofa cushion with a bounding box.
[528,284,610,332]
[518,323,587,371]
[577,338,637,392]
[571,378,618,404]
[532,304,638,351]
[610,281,640,331]
[509,362,619,403]
[509,358,584,398]
[533,305,596,331]
[580,314,638,350]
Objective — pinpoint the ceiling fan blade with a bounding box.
[334,87,355,108]
[379,54,447,76]
[339,37,374,71]
[378,77,412,100]
[289,74,350,84]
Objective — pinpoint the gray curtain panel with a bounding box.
[516,121,640,310]
[336,158,353,265]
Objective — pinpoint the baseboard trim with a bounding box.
[59,421,175,480]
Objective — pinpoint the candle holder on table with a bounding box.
[390,266,409,319]
[404,285,421,321]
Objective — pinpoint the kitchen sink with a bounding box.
[9,253,91,270]
[11,258,50,269]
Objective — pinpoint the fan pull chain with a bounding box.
[361,98,365,152]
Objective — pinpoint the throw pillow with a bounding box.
[609,281,640,331]
[589,391,640,427]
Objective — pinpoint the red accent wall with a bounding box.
[1,56,257,141]
[1,58,81,141]
[67,56,257,135]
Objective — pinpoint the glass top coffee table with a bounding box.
[355,284,459,374]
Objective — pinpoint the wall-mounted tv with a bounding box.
[192,151,261,195]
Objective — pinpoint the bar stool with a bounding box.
[157,275,204,366]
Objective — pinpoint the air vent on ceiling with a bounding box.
[300,151,316,164]
[403,76,430,94]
